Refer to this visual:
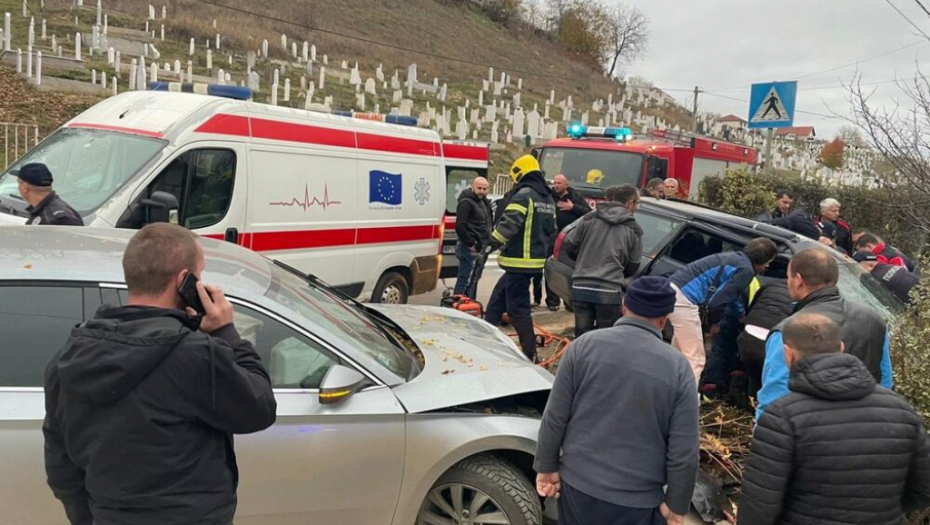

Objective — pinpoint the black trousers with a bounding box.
[573,301,621,338]
[485,272,537,359]
[702,314,744,388]
[531,273,561,307]
[558,482,664,525]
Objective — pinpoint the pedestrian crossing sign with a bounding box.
[747,81,798,129]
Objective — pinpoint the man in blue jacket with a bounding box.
[756,247,892,419]
[669,238,778,383]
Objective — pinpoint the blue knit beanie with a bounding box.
[624,276,676,318]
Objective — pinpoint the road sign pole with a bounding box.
[764,128,774,174]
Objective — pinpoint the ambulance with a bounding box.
[0,85,489,303]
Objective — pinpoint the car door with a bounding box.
[228,300,406,525]
[120,143,249,246]
[0,283,87,525]
[646,223,745,277]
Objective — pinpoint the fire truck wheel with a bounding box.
[373,271,409,304]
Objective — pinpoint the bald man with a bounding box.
[553,174,593,231]
[664,178,680,199]
[454,177,493,297]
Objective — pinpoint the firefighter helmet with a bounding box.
[509,155,541,183]
[586,169,605,185]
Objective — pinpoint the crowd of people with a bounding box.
[32,149,930,525]
[451,156,929,524]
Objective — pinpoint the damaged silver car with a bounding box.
[0,227,554,525]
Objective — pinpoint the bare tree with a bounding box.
[604,4,649,78]
[545,0,576,32]
[850,74,930,246]
[836,124,868,149]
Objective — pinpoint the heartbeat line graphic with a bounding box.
[269,183,342,211]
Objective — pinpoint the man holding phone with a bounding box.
[43,223,277,525]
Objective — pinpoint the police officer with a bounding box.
[485,155,557,361]
[13,163,83,225]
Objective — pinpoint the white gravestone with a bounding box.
[74,32,81,60]
[284,78,290,102]
[365,78,376,95]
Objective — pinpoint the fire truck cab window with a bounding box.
[539,147,643,191]
[647,156,669,181]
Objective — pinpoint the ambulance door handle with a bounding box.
[224,227,239,244]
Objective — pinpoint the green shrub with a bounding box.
[698,169,927,257]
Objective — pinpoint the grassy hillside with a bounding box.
[2,0,694,171]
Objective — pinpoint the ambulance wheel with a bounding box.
[373,272,409,304]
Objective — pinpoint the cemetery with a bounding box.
[0,0,882,184]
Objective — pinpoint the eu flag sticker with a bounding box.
[369,170,402,205]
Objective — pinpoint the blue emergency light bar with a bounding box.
[567,123,633,142]
[147,82,252,100]
[331,110,419,127]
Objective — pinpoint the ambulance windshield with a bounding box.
[539,147,643,193]
[0,128,166,215]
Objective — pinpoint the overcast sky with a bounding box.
[619,0,930,138]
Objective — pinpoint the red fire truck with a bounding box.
[534,125,759,199]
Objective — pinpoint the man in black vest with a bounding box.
[453,177,492,298]
[757,247,892,419]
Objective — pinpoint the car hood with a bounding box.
[368,304,554,414]
[0,210,27,225]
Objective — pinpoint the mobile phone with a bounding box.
[178,272,209,316]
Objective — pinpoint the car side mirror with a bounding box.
[140,191,180,225]
[530,147,541,159]
[318,365,369,405]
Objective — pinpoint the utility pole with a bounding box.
[764,128,775,174]
[691,86,701,134]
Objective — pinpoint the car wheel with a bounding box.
[417,454,541,525]
[373,271,409,304]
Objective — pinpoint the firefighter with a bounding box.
[484,155,558,361]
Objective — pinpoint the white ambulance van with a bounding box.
[0,87,489,303]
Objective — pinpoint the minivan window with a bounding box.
[0,129,166,215]
[0,286,83,387]
[148,149,236,229]
[635,212,683,256]
[446,168,486,214]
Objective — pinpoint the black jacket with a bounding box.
[491,172,557,274]
[744,278,793,330]
[43,306,277,525]
[454,189,493,251]
[738,353,930,525]
[777,286,887,383]
[769,209,820,240]
[555,187,592,231]
[872,263,920,304]
[26,191,83,226]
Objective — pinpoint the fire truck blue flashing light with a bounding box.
[147,82,252,100]
[568,125,633,141]
[567,123,586,138]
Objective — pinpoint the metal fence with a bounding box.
[2,123,41,170]
[493,173,513,196]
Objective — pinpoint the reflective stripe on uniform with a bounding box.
[749,277,761,306]
[505,203,528,215]
[524,198,534,260]
[498,256,546,269]
[492,230,507,244]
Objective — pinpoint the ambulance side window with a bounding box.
[148,149,236,230]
